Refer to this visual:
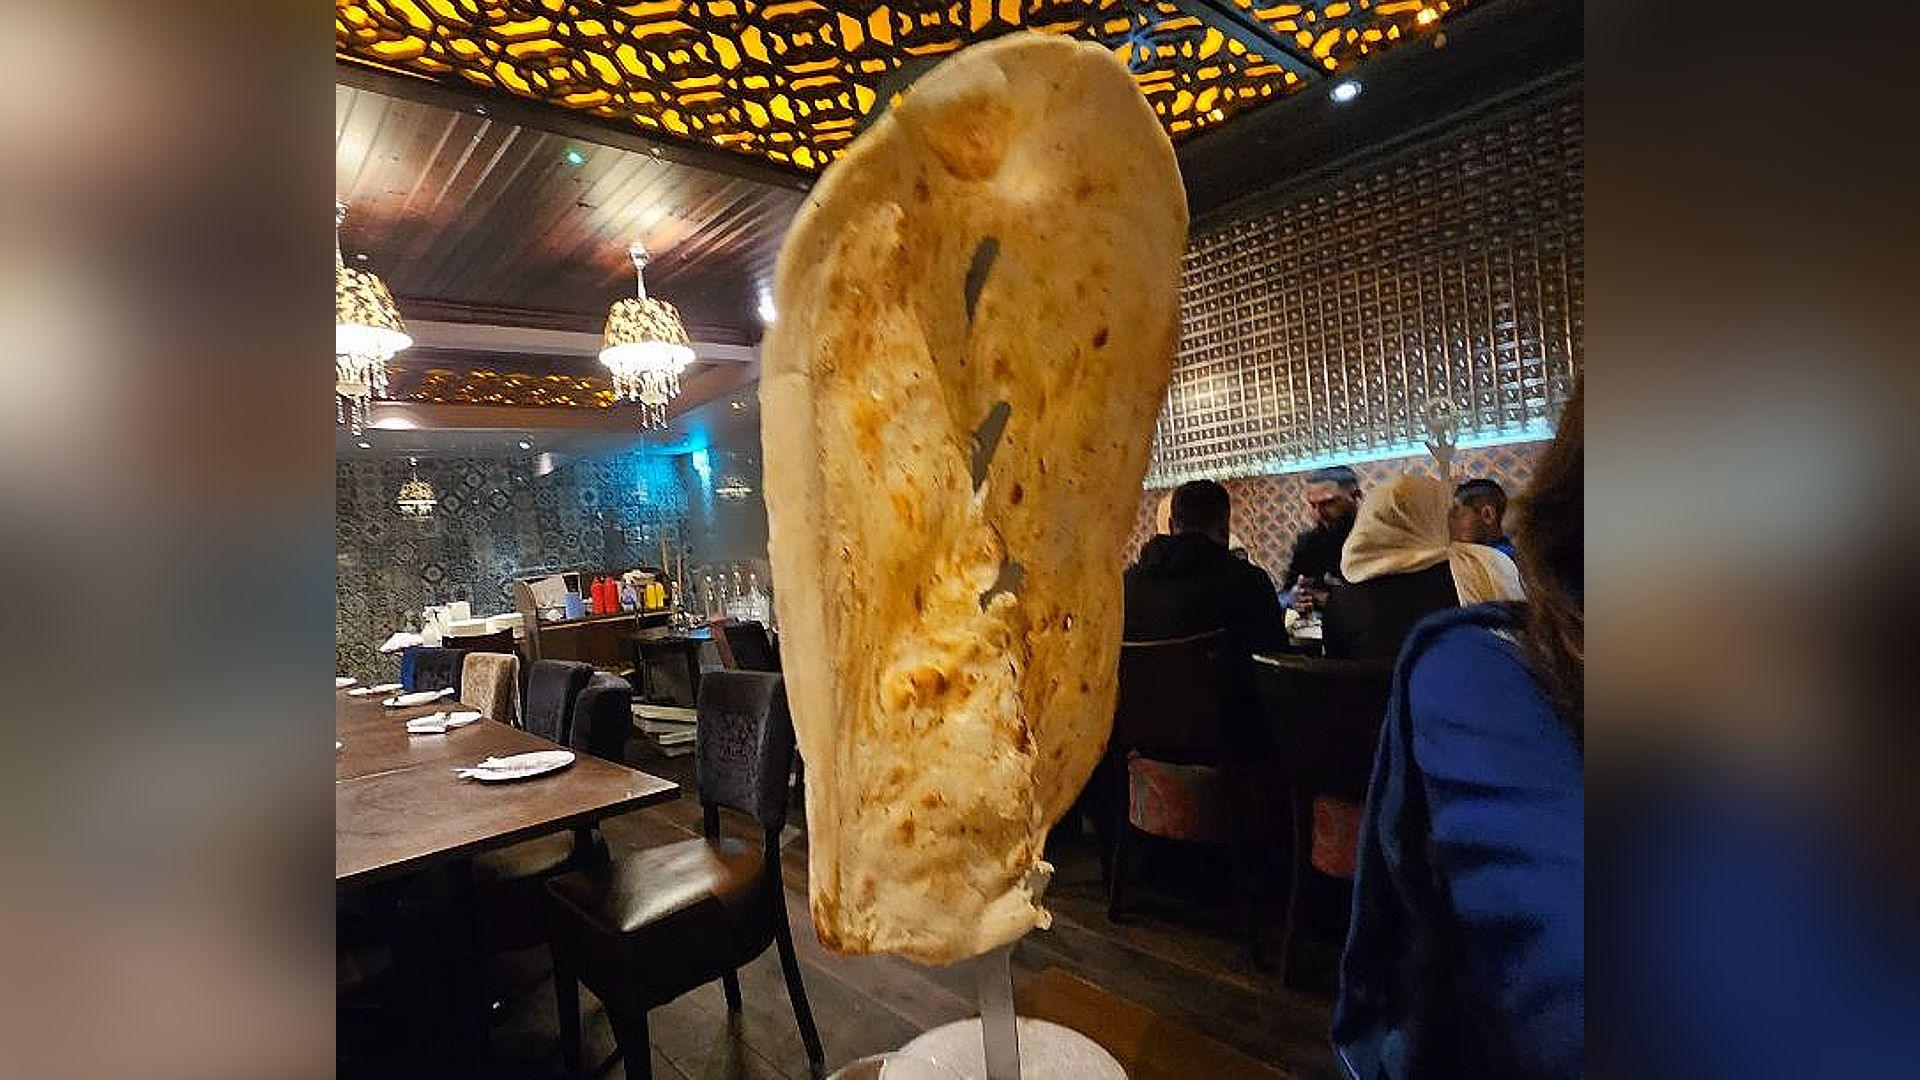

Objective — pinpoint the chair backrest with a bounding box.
[399,645,422,691]
[569,672,634,763]
[460,651,520,725]
[411,646,468,693]
[445,628,516,656]
[721,621,780,672]
[524,659,593,744]
[1113,631,1235,765]
[1251,653,1393,801]
[694,670,796,835]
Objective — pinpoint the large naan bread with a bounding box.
[760,32,1187,966]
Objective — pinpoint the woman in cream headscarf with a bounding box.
[1323,474,1524,659]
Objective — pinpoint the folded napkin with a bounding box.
[455,749,574,780]
[405,710,482,735]
[379,632,426,654]
[385,687,455,708]
[347,682,403,697]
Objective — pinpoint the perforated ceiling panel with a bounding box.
[336,0,1469,172]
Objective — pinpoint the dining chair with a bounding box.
[459,652,520,727]
[569,672,635,764]
[1105,630,1272,970]
[410,646,468,693]
[1251,652,1393,988]
[545,670,823,1080]
[444,628,516,655]
[720,620,780,672]
[524,659,593,742]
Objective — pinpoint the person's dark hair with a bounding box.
[1453,477,1507,517]
[1170,479,1231,537]
[1511,383,1583,737]
[1306,465,1360,490]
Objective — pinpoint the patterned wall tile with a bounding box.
[1148,93,1582,486]
[335,451,687,681]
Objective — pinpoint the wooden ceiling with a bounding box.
[335,82,802,337]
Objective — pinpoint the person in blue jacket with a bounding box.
[1334,386,1583,1079]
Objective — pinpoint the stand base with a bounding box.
[899,1018,1126,1080]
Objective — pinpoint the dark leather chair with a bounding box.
[1106,630,1272,969]
[1251,652,1393,987]
[463,660,599,953]
[569,672,634,763]
[720,620,780,672]
[524,660,594,742]
[545,671,822,1079]
[409,646,467,693]
[444,628,516,655]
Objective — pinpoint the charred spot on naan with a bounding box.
[969,399,1011,489]
[964,237,999,322]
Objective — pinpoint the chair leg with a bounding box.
[772,912,825,1075]
[721,969,743,1012]
[552,951,582,1078]
[1277,791,1309,989]
[1106,822,1132,923]
[607,1006,653,1080]
[1228,843,1269,972]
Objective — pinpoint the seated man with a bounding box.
[1125,479,1289,657]
[1115,480,1288,853]
[1281,465,1362,614]
[1450,477,1517,558]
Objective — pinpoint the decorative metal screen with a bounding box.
[336,0,1474,172]
[1146,93,1583,487]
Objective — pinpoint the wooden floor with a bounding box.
[343,742,1339,1079]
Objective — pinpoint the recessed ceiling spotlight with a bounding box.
[356,440,371,449]
[562,147,588,167]
[730,400,744,410]
[517,439,532,450]
[354,252,370,262]
[1330,79,1362,104]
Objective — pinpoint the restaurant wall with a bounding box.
[1148,88,1582,489]
[679,447,769,573]
[1125,86,1581,577]
[335,451,686,680]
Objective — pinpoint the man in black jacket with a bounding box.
[1281,465,1362,613]
[1124,479,1288,657]
[1116,480,1287,858]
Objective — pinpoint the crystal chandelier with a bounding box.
[600,242,694,429]
[395,457,437,518]
[335,201,412,435]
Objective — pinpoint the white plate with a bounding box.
[384,687,455,708]
[457,750,575,782]
[336,676,357,689]
[348,682,403,697]
[405,710,482,735]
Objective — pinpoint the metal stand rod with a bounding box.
[975,943,1021,1080]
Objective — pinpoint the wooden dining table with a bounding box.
[335,688,679,886]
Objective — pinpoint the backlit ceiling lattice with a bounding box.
[337,0,1467,173]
